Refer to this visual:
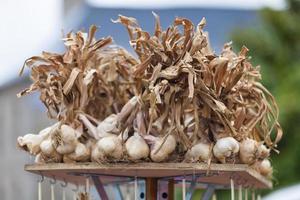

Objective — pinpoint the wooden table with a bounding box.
[25,162,272,200]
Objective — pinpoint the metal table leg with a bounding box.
[186,176,198,200]
[91,176,109,200]
[202,185,215,200]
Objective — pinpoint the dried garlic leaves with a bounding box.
[18,25,138,124]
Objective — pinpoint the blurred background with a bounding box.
[0,0,299,199]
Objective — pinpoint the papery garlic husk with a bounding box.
[184,142,211,163]
[253,159,273,176]
[257,143,270,160]
[66,142,90,162]
[146,135,177,162]
[213,137,239,163]
[239,138,258,164]
[17,134,44,155]
[125,132,149,160]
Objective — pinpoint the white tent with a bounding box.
[264,184,300,200]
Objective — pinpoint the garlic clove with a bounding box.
[239,138,258,164]
[213,137,239,163]
[125,132,149,160]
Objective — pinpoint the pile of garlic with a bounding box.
[17,15,282,178]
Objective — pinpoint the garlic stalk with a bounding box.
[79,114,118,139]
[213,137,239,163]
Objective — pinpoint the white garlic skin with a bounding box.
[125,133,149,160]
[213,137,239,163]
[239,138,258,164]
[185,142,211,163]
[150,135,177,162]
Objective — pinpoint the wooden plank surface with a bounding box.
[24,162,272,189]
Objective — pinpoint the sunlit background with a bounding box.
[1,0,299,199]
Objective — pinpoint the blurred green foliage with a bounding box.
[231,0,300,187]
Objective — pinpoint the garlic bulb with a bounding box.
[213,137,239,163]
[253,159,272,176]
[92,134,123,162]
[125,132,149,160]
[17,134,44,155]
[60,125,80,143]
[66,142,90,162]
[56,142,76,155]
[40,138,55,156]
[185,142,211,163]
[145,135,177,162]
[239,138,258,164]
[40,138,62,162]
